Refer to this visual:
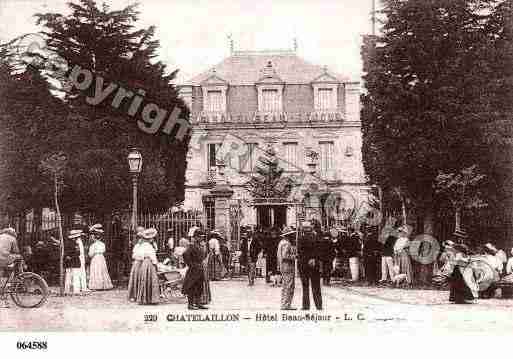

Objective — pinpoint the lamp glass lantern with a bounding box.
[128,149,143,174]
[306,152,318,175]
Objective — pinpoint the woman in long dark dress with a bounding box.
[182,237,206,310]
[135,228,160,305]
[128,226,145,301]
[198,234,212,305]
[207,232,226,280]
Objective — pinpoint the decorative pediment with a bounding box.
[256,60,284,84]
[311,72,339,84]
[311,66,340,84]
[200,68,228,86]
[201,73,228,86]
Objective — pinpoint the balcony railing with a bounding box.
[192,111,344,125]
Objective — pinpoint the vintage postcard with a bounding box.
[0,0,512,353]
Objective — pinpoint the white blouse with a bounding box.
[394,236,409,253]
[209,238,220,254]
[506,258,513,275]
[88,241,106,257]
[132,242,158,264]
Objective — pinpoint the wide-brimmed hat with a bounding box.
[484,243,498,255]
[136,226,145,237]
[1,227,17,239]
[178,238,190,247]
[141,228,157,240]
[188,226,201,237]
[454,243,471,255]
[210,230,222,238]
[301,221,312,228]
[280,227,296,237]
[89,223,104,234]
[68,229,84,239]
[443,240,455,248]
[397,225,411,235]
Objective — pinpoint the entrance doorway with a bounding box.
[256,205,287,229]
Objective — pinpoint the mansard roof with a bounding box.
[184,50,350,86]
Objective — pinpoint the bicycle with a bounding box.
[0,258,49,308]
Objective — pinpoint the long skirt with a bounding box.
[64,268,83,295]
[449,266,474,302]
[349,257,360,281]
[89,254,113,290]
[136,258,160,305]
[207,252,226,281]
[395,251,413,284]
[364,256,380,284]
[79,261,88,291]
[199,258,211,305]
[128,260,142,300]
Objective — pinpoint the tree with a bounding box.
[0,53,69,218]
[435,165,487,233]
[244,145,293,199]
[40,152,67,296]
[33,0,190,217]
[361,0,503,234]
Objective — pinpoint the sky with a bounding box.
[0,0,376,83]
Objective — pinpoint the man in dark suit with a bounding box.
[264,227,280,283]
[240,230,262,286]
[298,221,323,310]
[320,231,335,286]
[362,228,382,285]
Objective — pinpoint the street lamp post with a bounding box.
[305,149,319,225]
[127,148,143,248]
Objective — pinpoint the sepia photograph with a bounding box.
[0,0,512,351]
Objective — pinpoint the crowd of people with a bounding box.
[2,217,513,309]
[126,225,232,308]
[238,220,513,307]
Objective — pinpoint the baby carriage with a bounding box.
[156,263,186,300]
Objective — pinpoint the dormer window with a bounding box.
[256,61,284,113]
[316,88,336,110]
[206,90,223,112]
[201,69,228,113]
[312,66,339,112]
[261,89,280,112]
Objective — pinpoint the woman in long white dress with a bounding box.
[88,226,113,290]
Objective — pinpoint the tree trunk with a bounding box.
[454,207,462,232]
[418,208,435,285]
[33,205,42,243]
[401,197,407,225]
[423,210,435,235]
[18,212,26,248]
[54,174,65,296]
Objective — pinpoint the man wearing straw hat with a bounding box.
[277,227,297,310]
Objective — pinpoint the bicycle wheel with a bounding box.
[10,272,49,308]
